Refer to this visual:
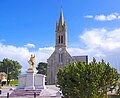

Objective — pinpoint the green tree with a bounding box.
[36,62,47,75]
[57,58,119,98]
[0,58,22,84]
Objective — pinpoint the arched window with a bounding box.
[51,71,53,83]
[59,54,61,63]
[61,35,63,44]
[61,53,63,62]
[68,58,70,64]
[58,36,60,44]
[59,53,63,63]
[51,59,54,66]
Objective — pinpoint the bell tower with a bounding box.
[55,9,67,51]
[47,8,88,85]
[47,9,74,84]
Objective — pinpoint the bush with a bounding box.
[108,95,120,98]
[9,80,18,86]
[57,58,119,98]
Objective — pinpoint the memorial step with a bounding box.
[10,89,41,96]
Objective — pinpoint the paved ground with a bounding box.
[0,85,61,98]
[0,96,61,98]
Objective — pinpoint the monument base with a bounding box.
[17,69,46,90]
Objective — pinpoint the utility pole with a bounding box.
[6,65,8,85]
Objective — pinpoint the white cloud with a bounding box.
[85,13,120,21]
[0,28,120,72]
[79,28,120,72]
[94,15,107,21]
[80,28,120,50]
[0,42,54,72]
[95,13,117,21]
[84,15,93,19]
[0,43,30,72]
[24,43,35,48]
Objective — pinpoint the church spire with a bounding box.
[59,8,65,26]
[56,8,67,32]
[55,8,67,49]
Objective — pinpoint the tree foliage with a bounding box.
[57,58,119,98]
[0,58,22,84]
[36,62,47,75]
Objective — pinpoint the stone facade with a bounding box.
[47,9,88,84]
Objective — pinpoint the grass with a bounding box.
[9,79,18,86]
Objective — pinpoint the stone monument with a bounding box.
[17,54,46,90]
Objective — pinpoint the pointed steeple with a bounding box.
[59,9,65,26]
[55,8,67,49]
[56,8,67,32]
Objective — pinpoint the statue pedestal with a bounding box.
[17,69,46,90]
[25,70,35,90]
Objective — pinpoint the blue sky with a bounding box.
[0,0,120,72]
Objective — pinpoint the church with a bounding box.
[47,9,88,84]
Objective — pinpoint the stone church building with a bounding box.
[47,9,88,84]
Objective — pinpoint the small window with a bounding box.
[68,58,70,63]
[61,53,63,62]
[59,54,61,63]
[61,36,63,44]
[59,53,63,63]
[51,59,54,66]
[58,36,60,44]
[51,71,53,83]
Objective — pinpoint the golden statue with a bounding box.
[28,54,35,70]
